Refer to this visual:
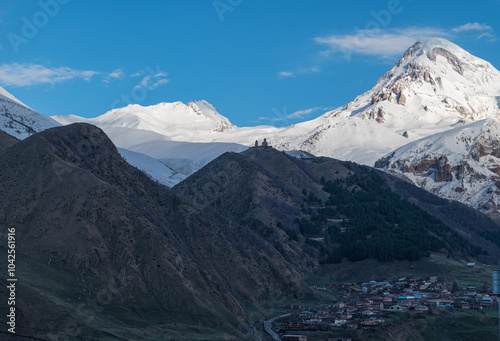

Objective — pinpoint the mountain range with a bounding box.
[47,38,500,217]
[1,39,499,217]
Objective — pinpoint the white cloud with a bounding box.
[477,32,496,41]
[0,63,99,87]
[278,71,293,78]
[151,78,169,88]
[451,22,496,41]
[103,69,125,82]
[451,22,493,33]
[314,23,496,60]
[288,107,333,119]
[278,66,319,79]
[315,27,449,59]
[135,72,169,90]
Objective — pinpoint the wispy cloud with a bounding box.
[451,22,492,33]
[278,71,293,78]
[0,63,99,87]
[451,22,496,41]
[287,106,333,119]
[315,27,449,59]
[135,70,169,90]
[314,23,496,60]
[278,66,319,79]
[103,69,125,82]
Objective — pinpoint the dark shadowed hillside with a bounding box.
[0,124,311,340]
[0,129,18,151]
[175,147,500,265]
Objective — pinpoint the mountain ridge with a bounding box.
[0,123,311,340]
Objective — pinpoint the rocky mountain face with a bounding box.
[0,124,310,340]
[375,119,500,218]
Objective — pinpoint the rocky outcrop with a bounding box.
[375,120,500,216]
[427,47,464,75]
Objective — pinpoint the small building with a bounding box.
[362,317,385,326]
[383,305,408,313]
[467,262,476,268]
[428,299,452,308]
[362,310,375,316]
[282,336,307,341]
[299,311,317,319]
[454,301,471,309]
[440,290,450,297]
[253,138,271,148]
[414,305,429,312]
[282,304,303,309]
[482,296,493,306]
[333,319,347,326]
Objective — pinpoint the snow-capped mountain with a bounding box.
[0,85,59,139]
[270,38,500,165]
[53,100,235,140]
[375,119,500,216]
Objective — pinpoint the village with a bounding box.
[272,268,498,340]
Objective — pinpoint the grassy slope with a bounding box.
[307,253,494,289]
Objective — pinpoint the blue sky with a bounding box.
[0,0,498,127]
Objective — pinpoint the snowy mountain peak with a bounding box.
[380,38,500,93]
[314,39,500,141]
[52,100,235,141]
[186,100,234,132]
[0,85,59,139]
[401,38,471,61]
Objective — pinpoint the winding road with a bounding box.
[264,313,291,340]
